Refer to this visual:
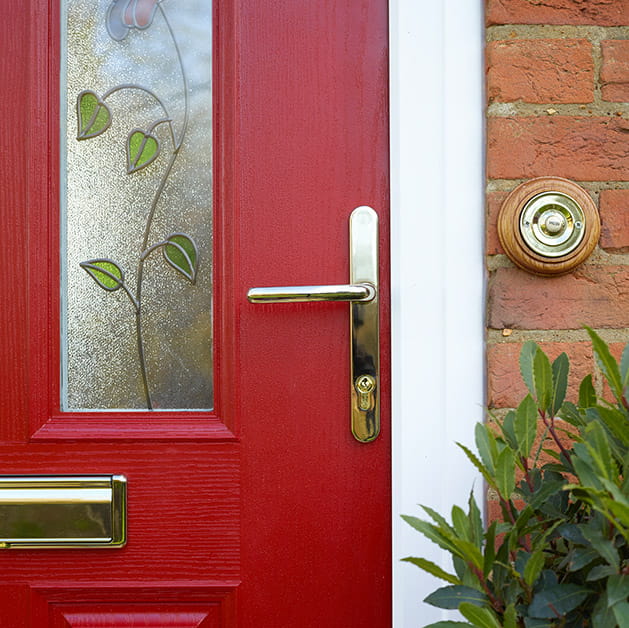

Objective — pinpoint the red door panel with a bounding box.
[0,0,389,625]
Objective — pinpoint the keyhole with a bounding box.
[355,374,376,411]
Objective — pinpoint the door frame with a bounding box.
[390,0,485,624]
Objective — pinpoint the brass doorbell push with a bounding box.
[497,177,600,276]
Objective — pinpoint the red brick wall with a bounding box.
[485,2,628,517]
[486,0,629,417]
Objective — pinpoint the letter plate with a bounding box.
[0,475,126,548]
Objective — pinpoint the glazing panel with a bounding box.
[62,0,212,410]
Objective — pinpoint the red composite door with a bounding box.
[0,0,390,626]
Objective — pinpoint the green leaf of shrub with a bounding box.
[534,348,553,413]
[503,604,517,628]
[592,591,616,628]
[400,515,457,554]
[77,90,112,139]
[585,421,616,482]
[520,341,538,398]
[607,574,629,608]
[456,443,496,490]
[587,564,617,581]
[475,423,498,474]
[79,259,124,291]
[621,343,629,395]
[514,394,537,459]
[579,374,596,408]
[424,586,489,610]
[586,326,623,405]
[163,233,198,283]
[551,352,569,415]
[523,547,546,587]
[468,492,483,548]
[613,602,629,626]
[529,583,592,618]
[400,556,461,585]
[458,602,501,628]
[495,447,516,500]
[424,623,475,628]
[483,521,497,579]
[581,524,619,570]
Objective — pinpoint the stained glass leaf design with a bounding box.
[107,0,160,40]
[127,129,160,173]
[77,91,112,140]
[106,0,131,40]
[163,234,198,283]
[80,259,125,291]
[126,0,160,29]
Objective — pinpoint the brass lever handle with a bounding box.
[247,283,376,303]
[247,206,380,443]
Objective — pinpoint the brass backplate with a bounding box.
[0,475,126,549]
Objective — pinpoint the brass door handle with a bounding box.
[247,206,380,443]
[247,283,375,303]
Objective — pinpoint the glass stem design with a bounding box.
[77,2,195,410]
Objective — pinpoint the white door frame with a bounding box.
[390,1,485,624]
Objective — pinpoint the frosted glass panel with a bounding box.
[62,0,212,410]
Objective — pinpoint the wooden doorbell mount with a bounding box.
[497,176,600,276]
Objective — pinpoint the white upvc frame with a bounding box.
[390,1,485,625]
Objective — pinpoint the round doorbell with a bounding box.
[497,177,600,276]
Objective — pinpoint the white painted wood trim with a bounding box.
[390,1,485,625]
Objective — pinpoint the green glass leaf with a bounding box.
[126,129,160,173]
[163,233,199,283]
[79,259,124,292]
[529,584,592,618]
[423,585,489,610]
[77,90,112,140]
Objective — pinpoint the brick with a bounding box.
[487,341,593,407]
[487,116,629,181]
[486,0,629,27]
[600,189,629,251]
[487,39,594,104]
[601,40,629,102]
[487,191,509,255]
[488,266,629,330]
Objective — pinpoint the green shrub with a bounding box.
[403,328,629,627]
